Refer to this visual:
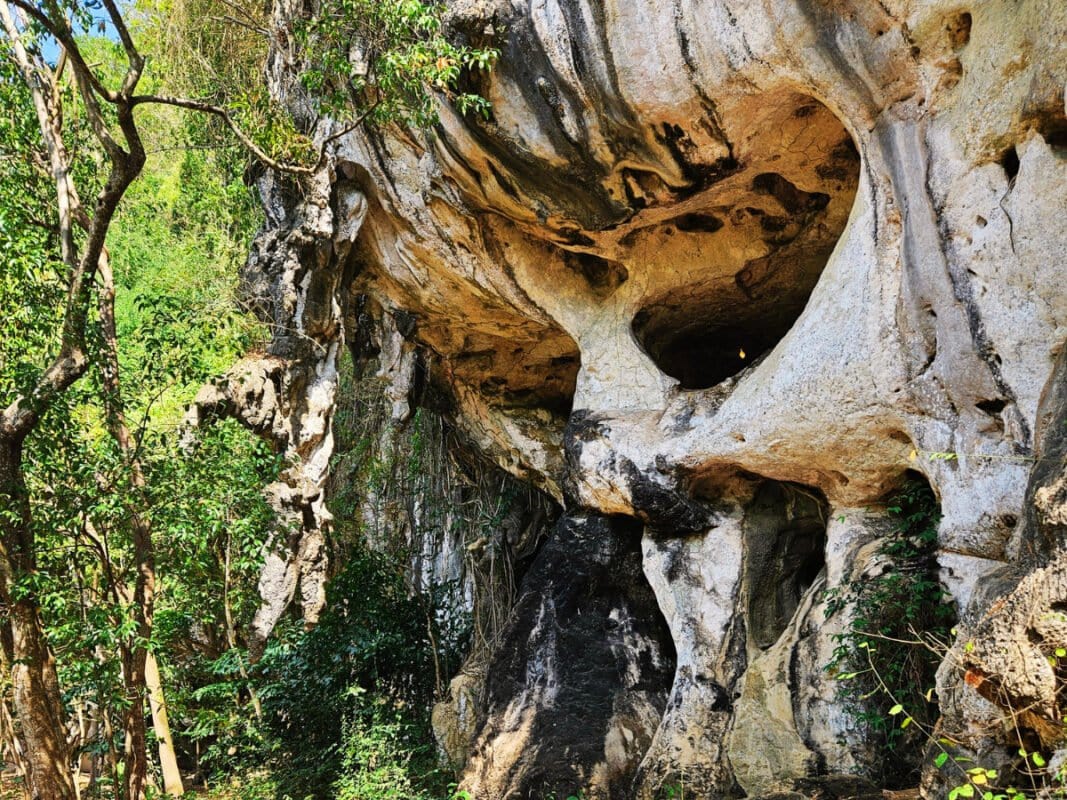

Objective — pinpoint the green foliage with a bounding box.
[656,784,686,800]
[26,404,280,785]
[253,545,448,798]
[138,0,320,167]
[105,119,265,420]
[294,0,498,127]
[0,57,68,401]
[146,421,280,774]
[141,0,499,169]
[2,17,272,792]
[824,477,957,784]
[332,690,447,800]
[2,1,502,794]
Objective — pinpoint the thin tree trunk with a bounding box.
[0,4,146,796]
[222,538,262,722]
[100,702,120,794]
[96,254,154,800]
[0,442,77,800]
[144,651,183,796]
[0,696,26,782]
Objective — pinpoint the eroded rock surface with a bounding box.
[461,513,675,799]
[238,0,1067,795]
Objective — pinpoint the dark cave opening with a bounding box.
[478,512,677,798]
[1001,145,1021,182]
[630,161,855,390]
[743,482,829,650]
[630,166,859,390]
[627,95,861,391]
[633,307,806,390]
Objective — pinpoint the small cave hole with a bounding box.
[1033,109,1067,153]
[1043,127,1067,151]
[976,398,1006,415]
[563,251,628,298]
[1000,146,1021,182]
[948,12,972,49]
[673,212,725,234]
[752,172,831,214]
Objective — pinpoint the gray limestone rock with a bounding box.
[228,0,1067,794]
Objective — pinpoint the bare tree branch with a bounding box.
[101,0,142,88]
[208,13,268,38]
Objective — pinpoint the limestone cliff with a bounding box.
[229,0,1067,797]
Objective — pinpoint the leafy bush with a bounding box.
[825,476,957,785]
[333,690,448,800]
[255,546,447,798]
[294,0,498,126]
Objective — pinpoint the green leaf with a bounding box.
[935,752,949,768]
[888,704,904,715]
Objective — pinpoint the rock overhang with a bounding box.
[275,0,1067,794]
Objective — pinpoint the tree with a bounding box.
[0,4,146,796]
[0,2,496,797]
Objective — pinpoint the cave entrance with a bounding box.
[633,302,812,390]
[630,96,861,390]
[743,482,829,650]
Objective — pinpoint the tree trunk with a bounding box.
[0,440,77,800]
[0,5,151,799]
[97,254,154,800]
[144,651,183,796]
[222,539,262,721]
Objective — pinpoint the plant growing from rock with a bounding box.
[294,0,498,128]
[824,477,957,784]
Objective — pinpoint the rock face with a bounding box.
[185,168,366,655]
[462,513,675,799]
[240,0,1067,796]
